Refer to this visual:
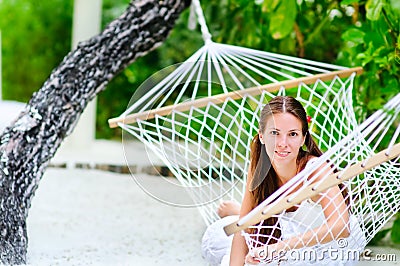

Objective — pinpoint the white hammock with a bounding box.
[109,0,400,263]
[223,93,400,263]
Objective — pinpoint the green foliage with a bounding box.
[0,0,73,102]
[265,0,297,40]
[391,213,400,244]
[97,0,204,139]
[368,228,390,245]
[337,0,400,122]
[2,1,398,137]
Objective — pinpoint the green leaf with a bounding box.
[391,215,400,243]
[341,0,360,4]
[396,48,400,65]
[365,0,384,21]
[390,0,400,15]
[262,0,280,13]
[382,78,400,96]
[268,0,297,39]
[369,228,390,245]
[342,28,366,44]
[279,36,296,54]
[356,53,371,66]
[367,97,384,110]
[397,35,400,49]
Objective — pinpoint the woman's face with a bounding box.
[259,113,305,165]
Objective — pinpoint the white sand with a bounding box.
[27,169,207,265]
[26,168,400,266]
[0,100,25,132]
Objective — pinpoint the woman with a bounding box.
[202,96,365,265]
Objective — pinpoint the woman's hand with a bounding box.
[245,243,285,264]
[245,250,261,265]
[246,245,268,264]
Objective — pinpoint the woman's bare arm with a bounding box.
[278,185,350,251]
[251,161,351,260]
[229,169,255,266]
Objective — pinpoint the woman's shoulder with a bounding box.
[304,155,327,174]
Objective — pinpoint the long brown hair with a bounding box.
[249,96,323,245]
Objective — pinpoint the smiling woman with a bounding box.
[236,96,365,265]
[257,96,321,187]
[201,96,366,266]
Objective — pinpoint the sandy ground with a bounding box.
[27,169,207,266]
[25,168,400,266]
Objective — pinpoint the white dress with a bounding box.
[202,202,366,266]
[267,199,366,265]
[201,215,239,266]
[201,160,366,265]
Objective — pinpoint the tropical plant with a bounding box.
[0,0,73,102]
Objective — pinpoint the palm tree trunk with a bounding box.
[0,0,190,263]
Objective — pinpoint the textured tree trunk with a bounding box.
[0,0,190,263]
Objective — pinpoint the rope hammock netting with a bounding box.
[108,0,400,264]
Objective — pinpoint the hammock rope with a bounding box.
[109,0,400,262]
[221,93,400,262]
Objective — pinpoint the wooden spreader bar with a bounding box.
[108,67,363,128]
[223,142,400,236]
